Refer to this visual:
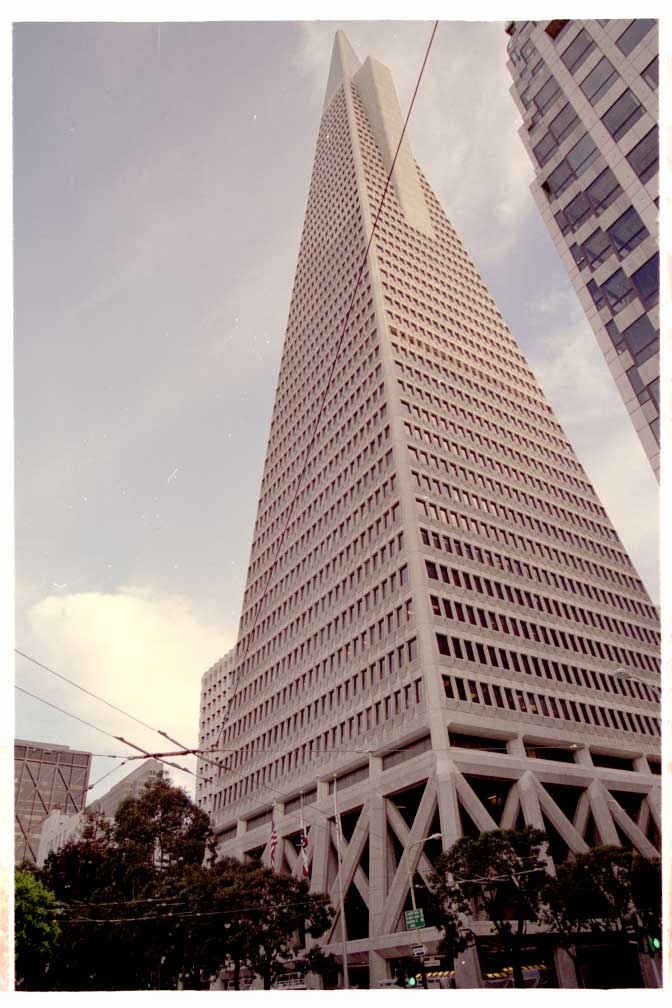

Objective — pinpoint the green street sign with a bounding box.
[405,908,425,930]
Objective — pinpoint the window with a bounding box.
[586,167,622,212]
[583,229,612,268]
[602,268,636,313]
[580,56,617,105]
[556,191,592,234]
[548,102,579,142]
[587,279,607,312]
[616,19,656,56]
[626,127,658,184]
[560,28,595,73]
[631,253,659,309]
[642,57,658,89]
[533,132,558,167]
[533,75,560,113]
[621,314,658,362]
[545,19,569,39]
[569,242,586,268]
[566,133,598,175]
[544,135,598,198]
[607,207,648,258]
[602,89,643,142]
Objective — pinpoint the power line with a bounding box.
[15,684,196,780]
[15,647,168,737]
[207,19,440,785]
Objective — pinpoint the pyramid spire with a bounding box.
[323,30,362,112]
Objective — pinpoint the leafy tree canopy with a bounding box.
[541,845,662,953]
[429,827,550,988]
[15,870,61,990]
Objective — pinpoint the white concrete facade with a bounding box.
[196,648,235,814]
[505,19,660,479]
[204,32,661,986]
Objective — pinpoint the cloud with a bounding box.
[20,586,233,799]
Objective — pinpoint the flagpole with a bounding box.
[333,776,350,990]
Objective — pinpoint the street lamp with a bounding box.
[407,833,442,912]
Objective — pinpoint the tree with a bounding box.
[14,871,61,990]
[429,827,550,988]
[296,944,340,989]
[37,772,217,990]
[541,846,662,969]
[180,860,334,990]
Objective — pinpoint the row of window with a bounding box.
[243,382,387,606]
[403,404,590,498]
[262,321,378,512]
[230,634,419,751]
[216,670,425,811]
[431,589,658,678]
[238,517,403,687]
[420,526,656,622]
[244,501,400,646]
[406,421,599,524]
[415,493,643,599]
[412,467,631,574]
[606,314,659,373]
[587,252,659,315]
[240,497,400,645]
[442,670,660,738]
[261,340,380,539]
[409,440,618,547]
[396,358,571,461]
[570,205,648,270]
[425,555,658,648]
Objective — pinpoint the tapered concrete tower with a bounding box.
[204,32,661,988]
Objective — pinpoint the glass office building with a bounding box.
[505,19,659,478]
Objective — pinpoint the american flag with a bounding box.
[299,811,310,880]
[269,812,278,872]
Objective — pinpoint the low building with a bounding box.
[15,739,91,866]
[35,758,163,867]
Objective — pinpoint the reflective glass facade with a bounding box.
[506,19,659,478]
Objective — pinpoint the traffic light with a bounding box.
[406,976,417,988]
[647,935,661,954]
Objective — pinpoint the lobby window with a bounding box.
[602,268,636,313]
[616,19,656,56]
[602,89,643,142]
[586,167,622,212]
[642,57,658,89]
[580,56,617,105]
[607,207,648,258]
[626,127,658,184]
[631,253,659,310]
[560,28,595,74]
[583,228,612,268]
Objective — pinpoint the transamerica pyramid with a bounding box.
[199,32,661,988]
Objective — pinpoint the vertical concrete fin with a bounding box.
[353,55,434,237]
[323,30,362,112]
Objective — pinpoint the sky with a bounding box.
[10,13,661,807]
